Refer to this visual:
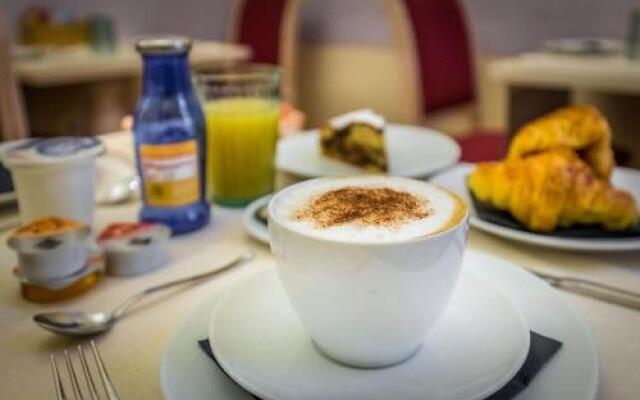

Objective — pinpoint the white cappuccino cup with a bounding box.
[268,176,469,368]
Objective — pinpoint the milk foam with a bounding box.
[270,176,464,243]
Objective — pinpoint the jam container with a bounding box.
[97,222,170,276]
[7,217,103,303]
[1,137,103,226]
[8,217,91,284]
[17,255,105,303]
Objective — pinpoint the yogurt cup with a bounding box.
[1,137,104,226]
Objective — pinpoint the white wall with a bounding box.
[1,0,637,53]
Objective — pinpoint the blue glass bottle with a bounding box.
[134,37,210,234]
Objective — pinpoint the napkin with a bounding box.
[197,331,561,400]
[470,192,640,238]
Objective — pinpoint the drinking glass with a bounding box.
[197,65,280,206]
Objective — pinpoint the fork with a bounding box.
[50,340,120,400]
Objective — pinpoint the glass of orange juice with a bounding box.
[197,65,280,206]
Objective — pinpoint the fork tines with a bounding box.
[50,340,119,400]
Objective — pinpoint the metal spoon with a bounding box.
[96,176,140,206]
[33,250,255,336]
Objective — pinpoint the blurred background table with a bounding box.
[490,52,640,166]
[14,41,250,86]
[13,41,250,136]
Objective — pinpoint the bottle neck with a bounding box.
[141,53,193,96]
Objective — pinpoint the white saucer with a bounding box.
[276,124,460,178]
[209,269,529,400]
[160,250,599,400]
[242,194,271,245]
[431,163,640,252]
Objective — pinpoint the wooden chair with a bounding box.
[228,0,301,105]
[0,13,29,140]
[383,0,505,162]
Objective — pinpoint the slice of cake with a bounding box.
[319,109,388,172]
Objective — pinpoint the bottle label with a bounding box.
[140,140,200,207]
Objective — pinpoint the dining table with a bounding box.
[0,131,639,399]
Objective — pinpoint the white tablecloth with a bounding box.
[0,135,639,399]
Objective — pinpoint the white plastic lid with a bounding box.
[1,137,104,168]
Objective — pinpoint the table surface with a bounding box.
[0,133,639,399]
[13,40,251,87]
[490,52,640,94]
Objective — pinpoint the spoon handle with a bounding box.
[111,250,255,320]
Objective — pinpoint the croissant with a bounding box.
[508,105,614,179]
[468,149,638,232]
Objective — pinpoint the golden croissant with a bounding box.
[508,105,614,179]
[468,105,638,232]
[468,150,638,232]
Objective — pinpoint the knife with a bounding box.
[530,270,640,311]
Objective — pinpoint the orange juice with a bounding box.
[204,98,279,206]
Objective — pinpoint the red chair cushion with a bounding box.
[403,0,475,114]
[236,0,287,64]
[456,130,507,162]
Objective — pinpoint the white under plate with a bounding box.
[209,269,529,400]
[0,191,16,207]
[431,163,640,252]
[276,124,460,178]
[242,194,271,245]
[160,250,598,400]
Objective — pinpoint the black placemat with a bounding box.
[197,331,561,400]
[470,191,640,238]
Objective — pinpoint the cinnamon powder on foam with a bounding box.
[293,186,432,229]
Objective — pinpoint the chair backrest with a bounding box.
[385,0,475,117]
[228,0,300,104]
[0,13,28,140]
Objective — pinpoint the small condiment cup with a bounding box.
[8,222,91,285]
[97,222,170,276]
[18,255,105,303]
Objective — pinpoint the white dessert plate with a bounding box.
[242,194,271,245]
[160,250,599,400]
[209,269,529,400]
[276,124,460,178]
[431,163,640,252]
